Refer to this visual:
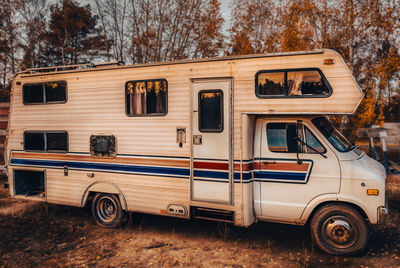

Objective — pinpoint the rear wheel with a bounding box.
[92,193,124,228]
[310,204,369,255]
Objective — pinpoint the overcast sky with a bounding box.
[219,0,233,35]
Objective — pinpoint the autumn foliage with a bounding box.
[230,0,399,138]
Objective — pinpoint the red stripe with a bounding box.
[0,108,8,115]
[234,163,253,171]
[0,121,7,130]
[253,161,309,172]
[194,161,228,170]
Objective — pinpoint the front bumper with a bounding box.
[377,198,389,224]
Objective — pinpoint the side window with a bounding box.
[23,81,67,104]
[257,72,285,96]
[266,123,299,153]
[24,131,68,152]
[24,132,45,151]
[45,82,67,102]
[304,127,325,154]
[198,89,223,132]
[126,79,167,116]
[256,69,331,98]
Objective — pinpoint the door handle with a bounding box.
[263,161,276,165]
[262,161,277,168]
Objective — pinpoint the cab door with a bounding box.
[255,119,340,220]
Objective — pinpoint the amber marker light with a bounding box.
[367,189,379,196]
[323,59,335,65]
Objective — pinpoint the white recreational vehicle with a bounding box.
[5,49,388,255]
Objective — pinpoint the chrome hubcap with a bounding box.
[322,216,357,249]
[96,196,117,223]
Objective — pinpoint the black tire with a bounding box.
[310,203,369,255]
[92,193,124,228]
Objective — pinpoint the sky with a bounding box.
[57,0,233,35]
[219,0,233,35]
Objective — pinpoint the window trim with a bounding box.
[125,78,168,117]
[23,80,68,105]
[255,68,332,99]
[198,89,224,133]
[23,130,69,152]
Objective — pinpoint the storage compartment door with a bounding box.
[13,170,45,198]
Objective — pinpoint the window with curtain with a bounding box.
[256,69,331,98]
[126,79,167,116]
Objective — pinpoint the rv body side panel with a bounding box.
[7,49,362,227]
[7,64,195,220]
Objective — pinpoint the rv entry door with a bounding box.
[191,78,232,204]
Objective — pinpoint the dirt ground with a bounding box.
[0,175,400,268]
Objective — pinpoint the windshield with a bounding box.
[312,117,353,152]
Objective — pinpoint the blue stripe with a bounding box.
[12,158,228,181]
[11,158,190,177]
[11,158,306,183]
[194,170,228,179]
[254,171,306,181]
[234,172,252,181]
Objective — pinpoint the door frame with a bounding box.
[190,77,234,205]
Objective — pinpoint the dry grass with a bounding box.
[0,175,399,267]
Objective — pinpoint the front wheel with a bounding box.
[310,204,369,255]
[92,193,124,228]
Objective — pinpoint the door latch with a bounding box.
[176,127,186,148]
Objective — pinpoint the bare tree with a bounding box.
[128,0,224,64]
[16,0,48,69]
[93,0,129,61]
[230,0,280,54]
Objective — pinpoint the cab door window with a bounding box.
[266,122,325,154]
[266,123,300,153]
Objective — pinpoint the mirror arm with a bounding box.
[298,139,328,159]
[296,148,303,165]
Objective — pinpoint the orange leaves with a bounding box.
[229,0,399,138]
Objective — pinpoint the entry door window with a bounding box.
[198,89,223,132]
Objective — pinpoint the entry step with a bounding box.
[191,206,234,223]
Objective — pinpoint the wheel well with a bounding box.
[83,192,123,209]
[83,191,96,208]
[306,201,369,226]
[80,181,127,210]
